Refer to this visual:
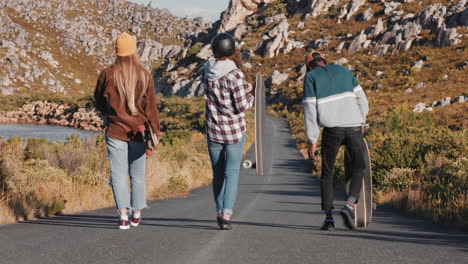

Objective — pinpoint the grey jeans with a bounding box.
[106,137,147,211]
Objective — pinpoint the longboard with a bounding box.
[344,139,372,228]
[243,73,266,175]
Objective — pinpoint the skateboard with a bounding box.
[344,139,373,228]
[242,73,266,175]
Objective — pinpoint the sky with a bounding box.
[130,0,230,22]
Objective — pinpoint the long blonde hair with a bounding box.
[112,53,150,115]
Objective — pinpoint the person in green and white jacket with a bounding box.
[302,51,369,231]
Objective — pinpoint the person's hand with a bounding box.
[247,83,256,96]
[361,127,365,135]
[308,143,318,161]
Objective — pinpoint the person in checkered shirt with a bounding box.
[202,33,254,230]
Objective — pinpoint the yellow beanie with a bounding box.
[116,32,137,57]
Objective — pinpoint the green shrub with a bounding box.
[186,44,201,57]
[160,130,192,146]
[168,174,188,194]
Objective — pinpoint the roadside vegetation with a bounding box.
[270,101,467,229]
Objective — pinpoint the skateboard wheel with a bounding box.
[243,160,253,169]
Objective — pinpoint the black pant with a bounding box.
[320,127,367,211]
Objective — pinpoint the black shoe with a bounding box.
[340,203,356,230]
[219,218,232,230]
[216,216,222,229]
[320,219,335,231]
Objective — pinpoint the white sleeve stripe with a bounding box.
[353,85,363,92]
[302,97,317,104]
[317,92,355,104]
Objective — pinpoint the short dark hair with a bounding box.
[308,53,327,69]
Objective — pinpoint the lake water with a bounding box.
[0,124,101,142]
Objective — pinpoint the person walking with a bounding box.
[302,51,369,230]
[203,33,254,230]
[94,32,161,230]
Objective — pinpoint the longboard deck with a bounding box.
[345,139,372,228]
[254,73,266,175]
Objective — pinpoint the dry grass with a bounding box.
[0,133,212,224]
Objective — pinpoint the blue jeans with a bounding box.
[106,137,147,211]
[207,135,246,215]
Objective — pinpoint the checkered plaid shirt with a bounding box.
[203,69,254,144]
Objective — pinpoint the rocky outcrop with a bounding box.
[0,101,105,131]
[357,8,373,22]
[268,70,289,86]
[218,0,274,32]
[0,0,209,99]
[153,61,205,98]
[348,31,371,53]
[414,94,468,112]
[306,0,342,17]
[436,26,462,47]
[417,3,447,33]
[138,39,185,62]
[337,0,365,21]
[256,20,290,58]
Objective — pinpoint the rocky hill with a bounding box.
[0,0,210,107]
[1,0,466,122]
[154,0,467,122]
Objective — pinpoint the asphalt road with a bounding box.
[0,116,467,264]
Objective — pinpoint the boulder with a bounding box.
[39,51,59,68]
[413,102,426,113]
[234,24,247,39]
[265,14,287,26]
[417,3,447,33]
[335,41,346,53]
[337,0,365,20]
[402,22,421,39]
[218,0,275,32]
[384,2,401,16]
[454,95,466,103]
[357,8,373,22]
[196,44,213,60]
[333,58,349,66]
[307,0,342,17]
[309,39,329,50]
[1,87,15,95]
[436,26,461,47]
[284,40,305,53]
[412,60,424,70]
[348,31,368,53]
[49,84,65,93]
[263,20,289,58]
[269,70,289,86]
[439,97,451,106]
[0,76,12,86]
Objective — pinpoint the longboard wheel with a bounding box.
[243,160,253,169]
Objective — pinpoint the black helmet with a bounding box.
[211,33,235,58]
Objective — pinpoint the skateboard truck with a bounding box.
[137,125,153,156]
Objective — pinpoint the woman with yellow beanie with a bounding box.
[94,32,161,230]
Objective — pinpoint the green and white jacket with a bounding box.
[302,64,369,144]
